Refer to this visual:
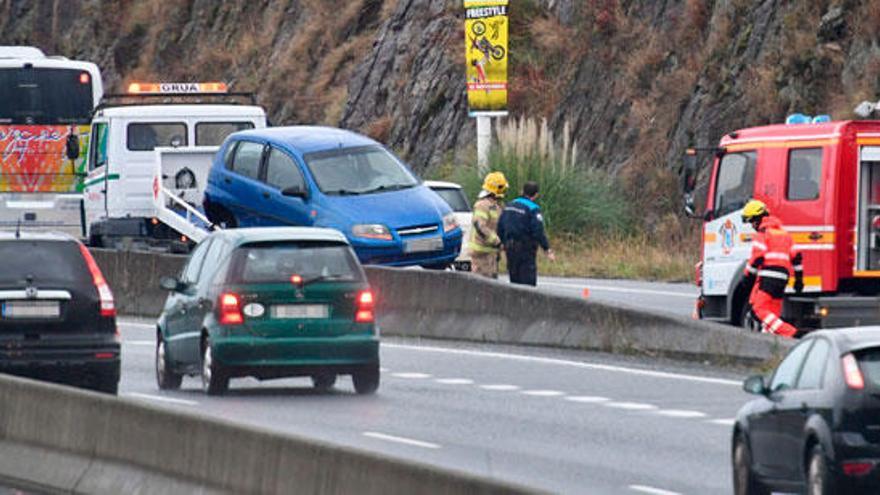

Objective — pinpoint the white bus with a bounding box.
[0,46,103,237]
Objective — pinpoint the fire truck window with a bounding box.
[787,148,822,201]
[714,151,757,217]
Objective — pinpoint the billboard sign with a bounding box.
[464,1,509,116]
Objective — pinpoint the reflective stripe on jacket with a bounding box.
[469,196,502,253]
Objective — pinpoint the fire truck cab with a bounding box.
[685,118,880,329]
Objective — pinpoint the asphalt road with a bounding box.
[116,318,748,495]
[536,277,698,318]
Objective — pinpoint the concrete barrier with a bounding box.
[365,267,791,366]
[88,249,790,366]
[0,373,533,494]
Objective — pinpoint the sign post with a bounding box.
[464,0,509,173]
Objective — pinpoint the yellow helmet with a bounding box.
[482,171,509,197]
[741,199,769,223]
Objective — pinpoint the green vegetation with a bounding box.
[431,117,695,282]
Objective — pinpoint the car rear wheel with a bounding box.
[311,373,337,392]
[733,435,770,495]
[156,338,182,390]
[352,364,380,395]
[201,338,229,396]
[807,445,836,495]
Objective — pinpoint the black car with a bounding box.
[733,328,880,494]
[0,232,119,394]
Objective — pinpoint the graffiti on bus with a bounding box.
[0,125,90,192]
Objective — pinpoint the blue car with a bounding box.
[203,126,462,267]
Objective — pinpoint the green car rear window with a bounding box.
[226,241,364,284]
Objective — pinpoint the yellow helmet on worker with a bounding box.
[482,171,509,198]
[741,199,769,224]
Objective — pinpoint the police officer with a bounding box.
[498,181,555,286]
[469,171,508,279]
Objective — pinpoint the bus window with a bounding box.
[127,123,187,151]
[89,123,108,171]
[714,151,757,217]
[787,148,822,201]
[195,122,255,146]
[0,68,93,125]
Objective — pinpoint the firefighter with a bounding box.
[741,199,804,338]
[497,181,555,286]
[469,171,508,278]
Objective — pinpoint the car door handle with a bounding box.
[262,191,270,199]
[224,177,231,184]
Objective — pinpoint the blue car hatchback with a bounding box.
[203,126,462,267]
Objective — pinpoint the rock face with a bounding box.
[2,0,880,189]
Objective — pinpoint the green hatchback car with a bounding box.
[155,227,380,395]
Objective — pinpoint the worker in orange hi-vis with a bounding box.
[741,199,804,338]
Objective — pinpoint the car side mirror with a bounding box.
[160,276,182,292]
[65,133,80,160]
[681,151,701,218]
[282,185,308,200]
[743,375,768,396]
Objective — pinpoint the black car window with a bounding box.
[797,338,830,389]
[226,241,364,284]
[855,348,880,388]
[0,240,90,285]
[231,141,264,180]
[432,187,471,212]
[770,340,813,392]
[181,238,212,285]
[265,147,305,192]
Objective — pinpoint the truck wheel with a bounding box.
[740,304,758,332]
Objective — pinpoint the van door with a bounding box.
[702,151,757,300]
[256,146,312,226]
[857,147,880,274]
[83,121,110,233]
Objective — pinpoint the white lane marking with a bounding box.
[380,367,390,373]
[363,431,441,450]
[708,418,736,426]
[565,396,611,403]
[435,378,474,385]
[655,409,707,419]
[124,392,198,406]
[479,384,521,391]
[604,402,658,411]
[124,340,154,347]
[391,372,432,379]
[118,321,156,330]
[539,282,695,299]
[629,485,682,495]
[382,343,740,387]
[521,389,565,397]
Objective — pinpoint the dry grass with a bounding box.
[533,234,698,282]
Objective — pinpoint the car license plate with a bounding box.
[2,300,61,319]
[271,304,329,319]
[404,236,443,253]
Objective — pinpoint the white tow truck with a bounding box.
[82,82,266,250]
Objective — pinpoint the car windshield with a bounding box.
[304,145,418,195]
[432,187,470,212]
[226,241,364,284]
[0,240,89,284]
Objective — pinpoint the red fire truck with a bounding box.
[683,118,880,329]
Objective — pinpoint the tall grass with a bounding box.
[450,117,635,236]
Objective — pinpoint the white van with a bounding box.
[83,84,266,249]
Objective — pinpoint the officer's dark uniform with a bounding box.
[497,197,549,286]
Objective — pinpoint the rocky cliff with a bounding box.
[2,0,879,218]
